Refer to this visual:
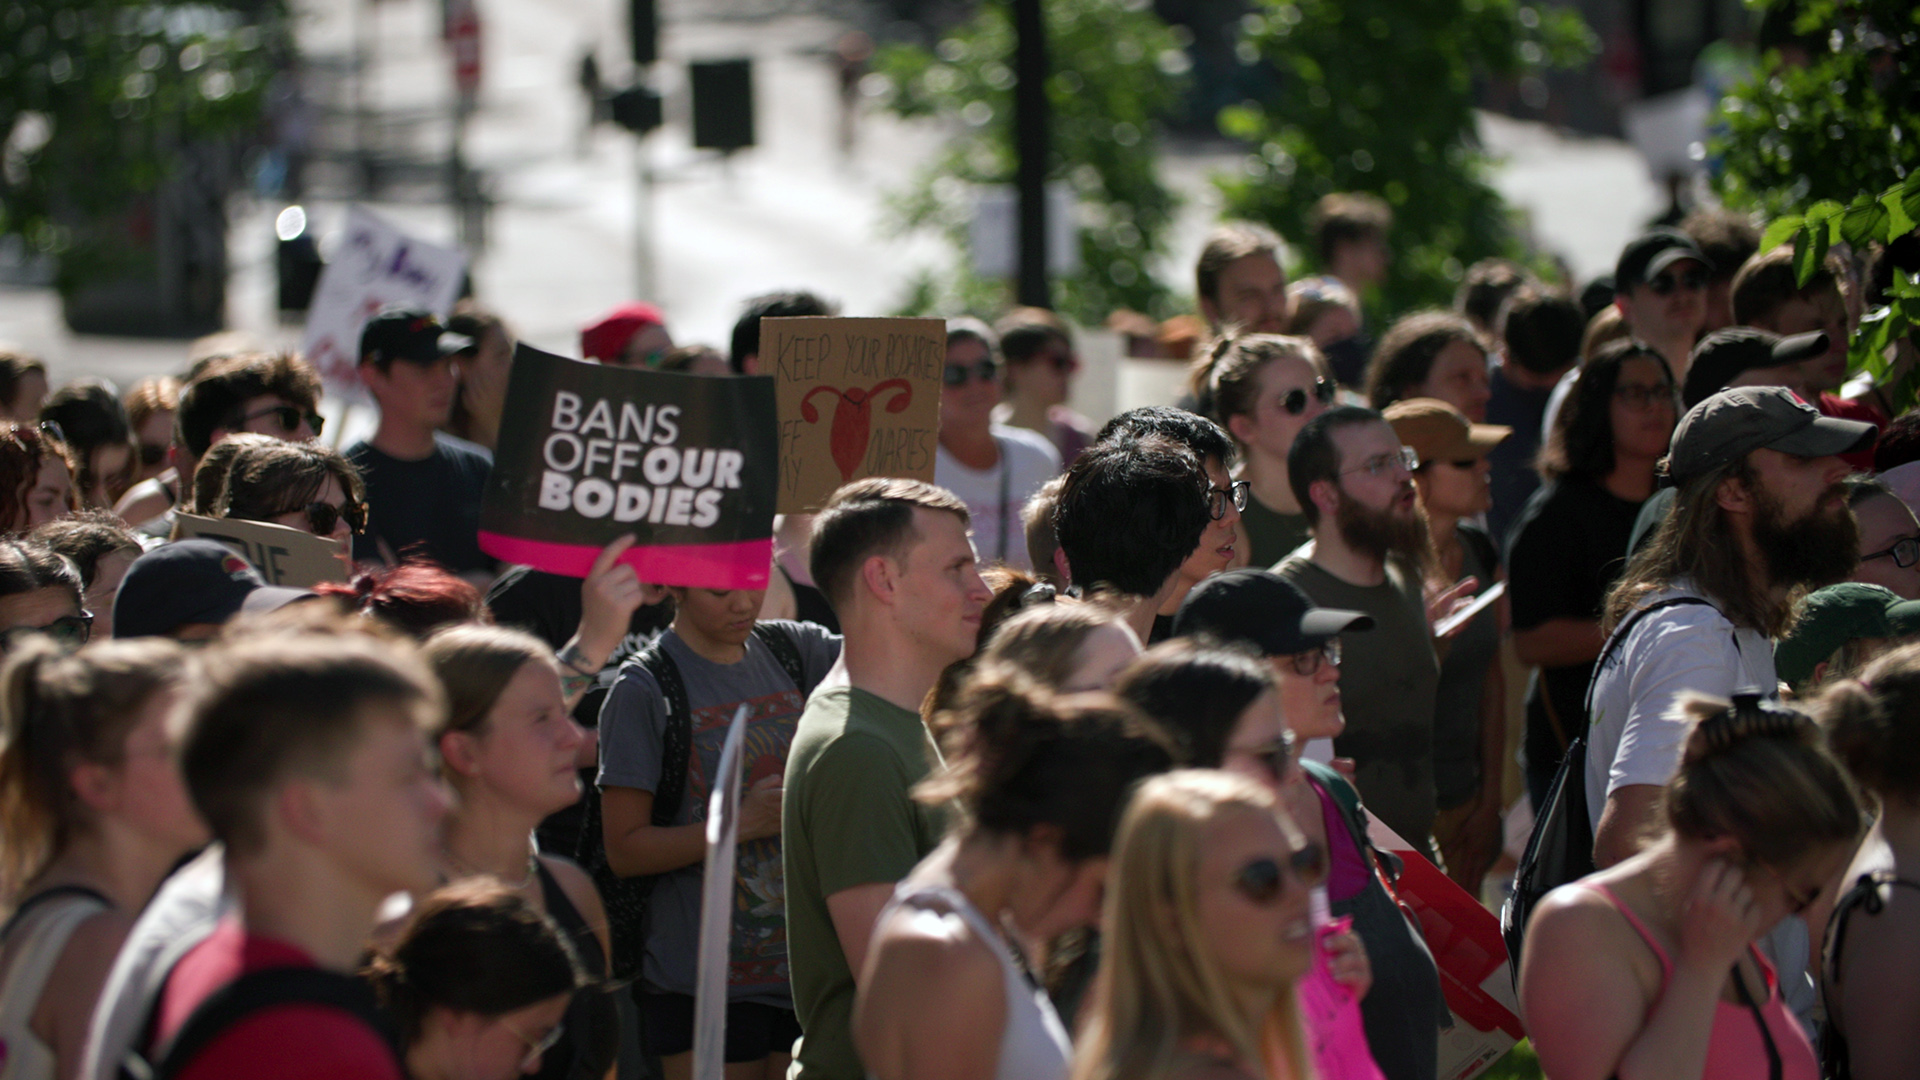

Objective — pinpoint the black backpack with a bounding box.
[1501,596,1714,983]
[575,621,811,982]
[123,966,401,1080]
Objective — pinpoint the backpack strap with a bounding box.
[750,622,810,694]
[636,638,692,827]
[1584,596,1718,720]
[148,967,400,1080]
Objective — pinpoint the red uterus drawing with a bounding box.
[801,380,914,481]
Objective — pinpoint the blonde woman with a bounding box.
[1074,770,1318,1080]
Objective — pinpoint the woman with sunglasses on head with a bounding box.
[420,624,617,1080]
[1520,693,1860,1080]
[0,636,205,1080]
[0,423,78,536]
[854,668,1174,1080]
[1505,339,1676,808]
[365,879,587,1080]
[1384,398,1512,893]
[1167,570,1445,1080]
[935,319,1064,572]
[39,381,137,510]
[1206,335,1339,568]
[1072,769,1320,1080]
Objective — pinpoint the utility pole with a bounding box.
[1012,0,1050,309]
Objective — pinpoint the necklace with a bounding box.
[445,847,538,890]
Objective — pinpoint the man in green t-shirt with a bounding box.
[1274,405,1446,858]
[782,478,992,1080]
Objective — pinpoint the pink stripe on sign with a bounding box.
[479,532,772,590]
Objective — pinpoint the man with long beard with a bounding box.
[1582,386,1872,1041]
[1275,405,1446,857]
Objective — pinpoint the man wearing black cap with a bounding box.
[1590,385,1875,868]
[114,539,314,640]
[1680,327,1830,410]
[346,307,494,578]
[1614,227,1713,379]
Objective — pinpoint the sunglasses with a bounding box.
[1280,378,1340,416]
[943,358,1001,387]
[1862,535,1920,569]
[0,611,93,652]
[1645,267,1709,296]
[502,1017,566,1073]
[1208,479,1251,520]
[280,500,368,536]
[1288,638,1341,677]
[138,443,168,467]
[234,404,324,438]
[1232,843,1329,906]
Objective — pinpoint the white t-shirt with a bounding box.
[1584,582,1777,826]
[935,425,1062,571]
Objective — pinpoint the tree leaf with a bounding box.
[1793,225,1830,286]
[1886,188,1918,241]
[1761,215,1804,252]
[1840,199,1889,247]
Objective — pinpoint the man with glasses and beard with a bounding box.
[1275,405,1448,858]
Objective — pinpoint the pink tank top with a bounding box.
[1585,884,1818,1080]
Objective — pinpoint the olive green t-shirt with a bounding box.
[782,686,944,1080]
[1239,494,1312,568]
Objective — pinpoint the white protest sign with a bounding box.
[301,206,467,402]
[692,704,749,1080]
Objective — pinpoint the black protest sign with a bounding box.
[479,344,778,589]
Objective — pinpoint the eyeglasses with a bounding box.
[1862,535,1920,569]
[1416,458,1480,472]
[1033,349,1078,374]
[1208,479,1251,519]
[1645,267,1709,296]
[500,1017,566,1073]
[0,611,93,652]
[1612,382,1675,410]
[36,420,66,444]
[278,500,367,536]
[1287,638,1341,676]
[1340,446,1419,479]
[233,404,324,438]
[138,443,168,467]
[1228,738,1292,783]
[1231,843,1328,906]
[1280,378,1340,416]
[943,359,1000,387]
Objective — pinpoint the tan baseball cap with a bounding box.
[1383,397,1511,466]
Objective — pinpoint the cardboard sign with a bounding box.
[300,206,467,402]
[762,316,944,513]
[1366,818,1526,1080]
[173,514,350,588]
[692,704,749,1080]
[478,344,778,589]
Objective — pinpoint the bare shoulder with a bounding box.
[867,907,1006,1013]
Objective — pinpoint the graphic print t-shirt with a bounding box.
[596,620,841,1005]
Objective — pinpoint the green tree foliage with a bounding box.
[1764,173,1920,410]
[1713,0,1919,219]
[0,1,286,272]
[1215,0,1594,315]
[873,0,1189,322]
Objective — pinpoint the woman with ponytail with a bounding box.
[1813,642,1920,1080]
[0,638,203,1080]
[1520,693,1862,1080]
[853,669,1175,1080]
[1072,769,1319,1080]
[365,879,585,1080]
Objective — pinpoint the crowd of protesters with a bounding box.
[0,188,1916,1080]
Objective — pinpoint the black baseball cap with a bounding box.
[1615,228,1715,291]
[1682,328,1831,409]
[113,540,314,639]
[1171,569,1372,656]
[1667,386,1876,486]
[358,307,473,366]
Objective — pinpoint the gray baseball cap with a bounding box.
[1667,386,1876,485]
